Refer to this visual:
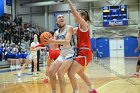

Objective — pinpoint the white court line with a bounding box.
[97,79,119,90]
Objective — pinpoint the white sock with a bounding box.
[88,85,94,91]
[51,90,56,93]
[73,90,79,93]
[95,57,97,60]
[19,70,22,73]
[46,76,49,79]
[18,70,22,76]
[34,72,37,75]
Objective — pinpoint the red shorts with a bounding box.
[75,50,92,66]
[48,49,60,60]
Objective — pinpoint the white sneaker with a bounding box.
[13,65,16,69]
[18,65,21,69]
[16,65,21,69]
[18,71,22,77]
[33,73,38,77]
[10,65,13,70]
[28,64,32,68]
[51,90,56,93]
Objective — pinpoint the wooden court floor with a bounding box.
[0,58,140,93]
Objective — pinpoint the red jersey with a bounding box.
[77,26,91,49]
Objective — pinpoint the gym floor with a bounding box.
[0,58,140,93]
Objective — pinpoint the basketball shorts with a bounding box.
[48,49,60,60]
[56,47,75,62]
[26,54,37,62]
[75,49,92,66]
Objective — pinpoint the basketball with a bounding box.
[40,32,52,46]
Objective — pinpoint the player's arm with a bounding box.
[135,39,140,53]
[73,27,78,34]
[67,0,88,31]
[30,42,46,51]
[34,47,46,51]
[30,46,46,51]
[53,26,73,44]
[52,33,59,48]
[136,44,140,50]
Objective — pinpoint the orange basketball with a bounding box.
[40,32,52,46]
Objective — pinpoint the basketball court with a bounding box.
[0,58,140,93]
[0,0,140,93]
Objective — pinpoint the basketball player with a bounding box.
[133,31,140,78]
[43,31,60,83]
[44,14,76,93]
[18,35,46,77]
[67,0,97,93]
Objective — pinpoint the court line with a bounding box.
[97,79,118,90]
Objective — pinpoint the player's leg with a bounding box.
[44,49,59,83]
[33,56,38,77]
[77,68,97,93]
[136,56,140,77]
[49,56,62,93]
[43,56,53,83]
[132,58,140,78]
[58,59,73,93]
[18,59,30,77]
[68,61,83,93]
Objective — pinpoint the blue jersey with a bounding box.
[15,52,20,59]
[46,45,50,52]
[19,52,27,58]
[5,51,12,59]
[0,48,2,54]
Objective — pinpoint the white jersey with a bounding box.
[55,25,77,49]
[55,25,77,61]
[70,33,77,48]
[30,41,39,56]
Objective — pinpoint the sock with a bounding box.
[18,70,22,76]
[88,85,94,91]
[136,72,139,74]
[33,72,38,76]
[19,70,22,73]
[46,76,49,79]
[73,90,79,93]
[95,57,97,60]
[51,90,56,93]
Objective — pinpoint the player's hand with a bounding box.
[44,38,54,44]
[43,47,46,50]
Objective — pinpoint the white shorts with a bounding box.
[26,54,37,62]
[56,47,75,62]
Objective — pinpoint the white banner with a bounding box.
[4,0,11,14]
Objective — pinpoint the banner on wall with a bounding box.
[6,0,12,6]
[4,0,12,14]
[0,0,4,16]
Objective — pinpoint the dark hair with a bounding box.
[78,10,91,23]
[138,30,140,34]
[49,31,55,36]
